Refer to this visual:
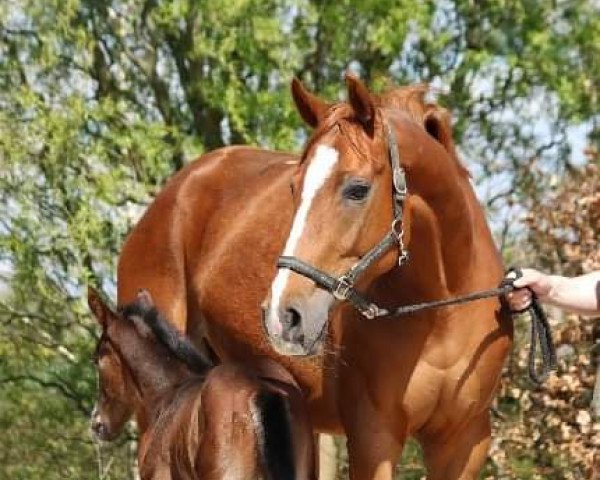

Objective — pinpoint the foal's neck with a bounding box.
[123,342,192,432]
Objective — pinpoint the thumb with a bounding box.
[513,277,530,288]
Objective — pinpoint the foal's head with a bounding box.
[88,288,208,441]
[88,288,141,441]
[263,74,461,356]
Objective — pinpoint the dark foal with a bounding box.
[88,288,315,480]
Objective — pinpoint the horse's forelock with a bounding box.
[301,84,432,159]
[299,103,353,162]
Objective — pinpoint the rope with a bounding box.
[380,284,513,317]
[377,268,557,384]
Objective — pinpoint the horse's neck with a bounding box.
[401,176,500,299]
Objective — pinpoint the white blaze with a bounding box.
[268,145,339,332]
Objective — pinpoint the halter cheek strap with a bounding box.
[276,117,408,319]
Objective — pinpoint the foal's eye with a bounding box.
[342,181,371,202]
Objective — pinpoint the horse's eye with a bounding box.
[342,181,371,202]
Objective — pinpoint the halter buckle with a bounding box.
[333,276,353,301]
[393,169,407,198]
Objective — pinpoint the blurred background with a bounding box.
[0,0,598,478]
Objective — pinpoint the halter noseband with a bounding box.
[277,118,409,319]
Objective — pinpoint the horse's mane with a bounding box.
[303,83,469,177]
[119,300,213,376]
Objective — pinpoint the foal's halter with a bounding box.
[277,118,408,320]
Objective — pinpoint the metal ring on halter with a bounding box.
[363,304,378,320]
[392,218,404,240]
[333,276,353,301]
[362,303,389,320]
[392,218,409,265]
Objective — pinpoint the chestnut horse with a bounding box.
[117,75,511,479]
[88,289,315,480]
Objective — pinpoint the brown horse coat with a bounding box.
[137,362,315,480]
[116,77,512,479]
[89,290,315,480]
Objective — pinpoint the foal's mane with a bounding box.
[302,83,469,177]
[119,300,213,376]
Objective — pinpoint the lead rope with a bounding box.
[279,257,559,383]
[528,292,558,383]
[501,268,558,384]
[592,342,600,420]
[376,267,557,384]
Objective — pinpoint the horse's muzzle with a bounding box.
[90,408,113,442]
[260,304,319,356]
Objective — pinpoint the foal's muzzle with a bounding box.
[90,407,113,442]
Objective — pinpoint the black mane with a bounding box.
[119,301,213,376]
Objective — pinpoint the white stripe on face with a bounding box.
[268,145,339,332]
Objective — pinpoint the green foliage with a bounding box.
[0,0,598,478]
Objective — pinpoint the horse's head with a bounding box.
[263,74,411,356]
[88,288,139,441]
[263,75,463,356]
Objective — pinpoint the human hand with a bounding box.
[505,268,553,312]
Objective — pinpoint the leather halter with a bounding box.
[275,121,557,384]
[277,118,408,319]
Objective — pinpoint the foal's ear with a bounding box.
[88,287,110,328]
[291,78,329,128]
[345,73,375,135]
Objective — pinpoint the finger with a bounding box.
[508,298,532,312]
[513,268,540,288]
[512,290,531,302]
[513,278,529,288]
[518,299,532,310]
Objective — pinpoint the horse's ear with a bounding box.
[345,72,375,135]
[88,287,110,328]
[423,108,457,156]
[291,78,329,128]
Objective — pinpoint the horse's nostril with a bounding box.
[286,308,301,329]
[281,307,304,344]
